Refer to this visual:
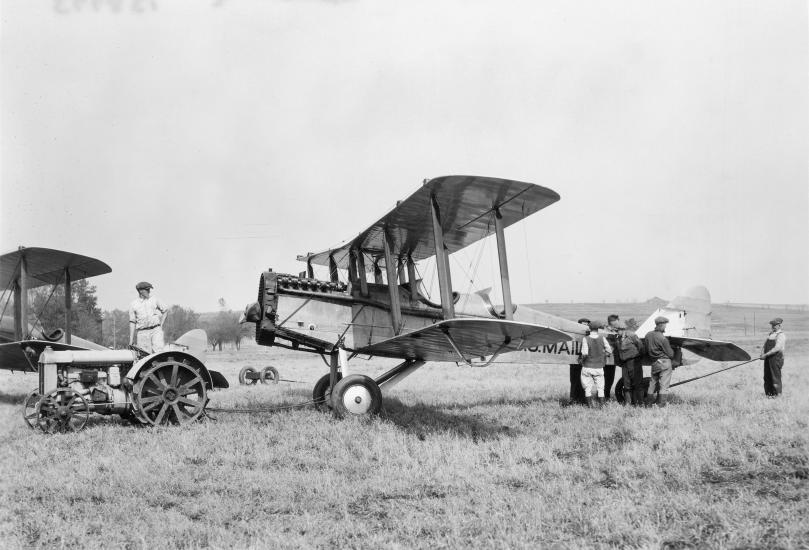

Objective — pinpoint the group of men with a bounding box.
[570,314,674,407]
[570,314,788,407]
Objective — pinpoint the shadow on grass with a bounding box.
[0,390,29,405]
[379,396,540,442]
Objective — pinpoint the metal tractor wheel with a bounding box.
[260,366,279,384]
[36,388,90,433]
[238,366,259,385]
[22,388,41,429]
[133,359,208,426]
[331,375,382,418]
[312,372,342,412]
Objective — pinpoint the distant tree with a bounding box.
[100,309,129,349]
[163,305,200,342]
[30,280,103,342]
[202,310,249,350]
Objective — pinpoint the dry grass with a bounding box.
[0,304,807,549]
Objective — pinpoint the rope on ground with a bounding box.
[206,397,322,413]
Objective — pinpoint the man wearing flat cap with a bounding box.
[760,318,786,397]
[129,281,167,354]
[569,318,591,404]
[580,320,613,407]
[644,316,675,407]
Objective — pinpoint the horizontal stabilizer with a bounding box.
[669,336,751,362]
[0,340,100,372]
[358,318,570,362]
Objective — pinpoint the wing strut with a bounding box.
[64,266,72,344]
[382,229,402,335]
[493,208,514,320]
[14,253,28,340]
[430,195,455,319]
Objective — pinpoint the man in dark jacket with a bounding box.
[644,316,675,407]
[618,318,644,406]
[604,314,621,400]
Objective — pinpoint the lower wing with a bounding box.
[358,318,571,362]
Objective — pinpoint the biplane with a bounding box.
[1,247,227,432]
[0,246,110,373]
[242,175,751,416]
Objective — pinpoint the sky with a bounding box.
[1,0,807,313]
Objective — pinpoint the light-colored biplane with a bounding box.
[241,175,750,416]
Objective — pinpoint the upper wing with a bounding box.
[357,318,571,362]
[299,175,560,271]
[668,336,751,362]
[0,247,111,290]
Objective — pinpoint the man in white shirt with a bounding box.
[760,317,786,397]
[129,281,167,354]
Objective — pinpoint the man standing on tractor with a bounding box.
[129,281,167,354]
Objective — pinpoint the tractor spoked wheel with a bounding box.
[260,366,280,384]
[133,359,207,426]
[312,372,342,412]
[238,366,259,385]
[36,388,90,433]
[22,388,41,430]
[331,375,382,418]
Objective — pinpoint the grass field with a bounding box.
[1,304,807,549]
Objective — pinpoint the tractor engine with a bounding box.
[38,349,138,416]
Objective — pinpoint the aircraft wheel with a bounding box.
[238,366,259,385]
[312,372,342,412]
[36,388,90,433]
[260,366,279,384]
[22,388,41,429]
[331,375,382,418]
[133,360,207,426]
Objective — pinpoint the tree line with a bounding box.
[29,282,251,350]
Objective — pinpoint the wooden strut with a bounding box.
[430,195,454,320]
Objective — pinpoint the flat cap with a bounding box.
[577,317,591,325]
[625,318,639,330]
[135,281,153,291]
[654,316,669,324]
[589,320,604,330]
[769,317,783,325]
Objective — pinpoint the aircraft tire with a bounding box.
[331,375,382,418]
[238,366,259,385]
[313,372,342,411]
[260,366,279,384]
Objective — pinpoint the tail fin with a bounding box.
[637,286,750,362]
[636,285,712,338]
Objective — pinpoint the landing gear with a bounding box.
[260,366,279,384]
[133,359,207,426]
[312,372,342,411]
[331,375,382,418]
[238,366,259,385]
[36,388,90,433]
